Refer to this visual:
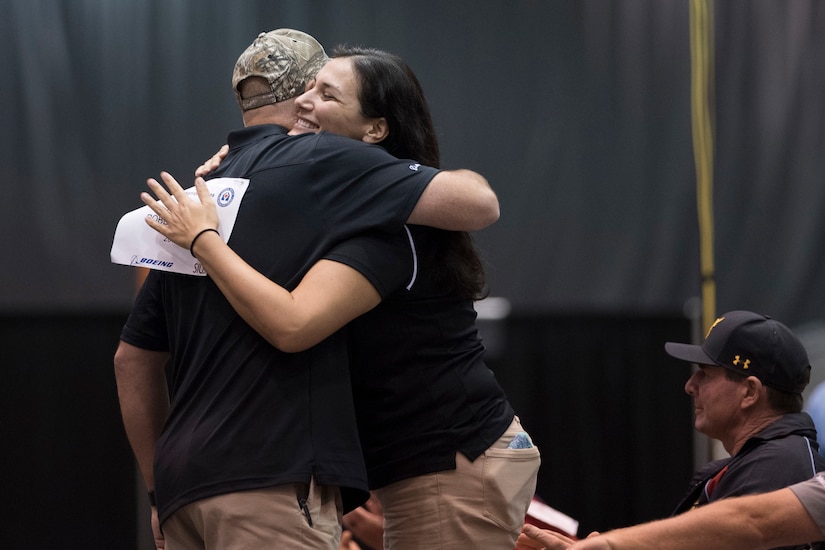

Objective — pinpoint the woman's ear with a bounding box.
[362,117,388,144]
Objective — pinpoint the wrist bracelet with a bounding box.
[148,491,156,507]
[189,228,219,257]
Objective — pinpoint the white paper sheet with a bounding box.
[110,178,249,276]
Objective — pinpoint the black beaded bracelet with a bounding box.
[148,491,156,507]
[189,228,219,257]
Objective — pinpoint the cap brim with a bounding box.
[664,342,716,365]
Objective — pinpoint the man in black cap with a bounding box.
[665,310,825,524]
[517,310,825,550]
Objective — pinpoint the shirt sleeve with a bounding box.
[324,228,417,300]
[310,134,440,233]
[120,270,170,351]
[789,473,825,537]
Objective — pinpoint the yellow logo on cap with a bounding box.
[733,355,751,370]
[706,316,725,338]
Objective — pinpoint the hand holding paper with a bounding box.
[110,173,248,276]
[143,172,220,251]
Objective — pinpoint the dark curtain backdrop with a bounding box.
[3,1,824,548]
[3,0,824,325]
[487,314,695,535]
[2,313,135,547]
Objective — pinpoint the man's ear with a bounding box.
[741,376,765,408]
[362,117,388,144]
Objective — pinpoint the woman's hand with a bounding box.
[141,171,219,251]
[194,144,228,178]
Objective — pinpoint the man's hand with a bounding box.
[516,524,610,550]
[338,530,363,550]
[342,495,384,550]
[151,505,165,549]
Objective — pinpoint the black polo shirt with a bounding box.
[326,226,515,489]
[121,124,438,522]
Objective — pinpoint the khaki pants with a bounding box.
[162,480,342,550]
[374,416,541,550]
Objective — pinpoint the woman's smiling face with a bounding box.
[293,57,380,141]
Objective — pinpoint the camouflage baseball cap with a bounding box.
[232,29,328,111]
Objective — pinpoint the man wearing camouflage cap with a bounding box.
[666,311,825,525]
[115,29,500,549]
[231,29,328,111]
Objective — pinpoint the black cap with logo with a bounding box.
[665,310,811,394]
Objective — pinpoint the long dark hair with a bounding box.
[333,45,487,300]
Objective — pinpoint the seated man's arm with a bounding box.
[406,169,499,231]
[527,486,822,550]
